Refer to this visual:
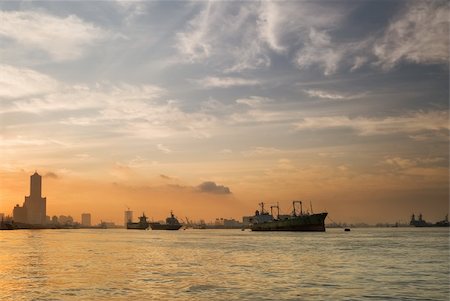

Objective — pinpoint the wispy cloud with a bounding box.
[0,67,164,114]
[157,144,172,154]
[242,147,284,157]
[304,89,345,100]
[0,64,60,99]
[175,2,346,73]
[304,89,365,100]
[294,111,449,135]
[193,76,260,88]
[235,96,271,107]
[295,28,346,76]
[0,10,107,61]
[373,1,449,69]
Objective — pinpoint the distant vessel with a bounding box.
[250,201,327,232]
[150,211,182,230]
[410,213,449,227]
[127,213,149,230]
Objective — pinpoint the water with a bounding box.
[0,228,448,300]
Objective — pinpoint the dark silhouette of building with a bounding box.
[81,213,91,227]
[12,172,47,225]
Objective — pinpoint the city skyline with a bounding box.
[0,1,448,224]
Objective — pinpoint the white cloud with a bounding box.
[0,65,217,139]
[157,144,172,154]
[0,64,60,99]
[235,96,271,107]
[0,10,107,61]
[294,2,449,74]
[373,1,449,69]
[304,89,365,100]
[193,76,260,88]
[242,147,284,157]
[304,89,345,100]
[294,111,449,135]
[175,2,346,73]
[175,2,214,63]
[295,28,354,76]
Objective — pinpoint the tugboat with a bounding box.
[150,211,182,230]
[127,213,149,230]
[250,201,327,232]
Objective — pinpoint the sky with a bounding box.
[0,0,448,225]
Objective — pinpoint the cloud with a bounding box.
[197,181,231,195]
[193,76,260,88]
[0,64,60,99]
[44,172,59,179]
[157,144,172,154]
[294,110,449,135]
[304,89,365,100]
[174,1,447,75]
[304,89,345,100]
[295,2,449,74]
[0,67,165,114]
[0,10,107,61]
[219,149,233,154]
[295,28,344,76]
[236,96,271,107]
[175,2,346,72]
[242,147,284,157]
[373,1,449,69]
[160,174,172,180]
[0,66,217,139]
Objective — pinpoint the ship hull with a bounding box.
[149,223,182,230]
[251,213,327,232]
[126,223,149,230]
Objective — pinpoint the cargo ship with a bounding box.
[410,213,449,227]
[150,211,182,230]
[127,213,149,230]
[250,201,327,232]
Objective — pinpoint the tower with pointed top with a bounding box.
[13,172,47,225]
[24,172,46,224]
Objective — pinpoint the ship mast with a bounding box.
[259,202,266,214]
[292,201,303,216]
[270,203,280,219]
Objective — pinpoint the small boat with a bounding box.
[127,213,149,230]
[150,211,182,230]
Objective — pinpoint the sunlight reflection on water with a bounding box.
[0,228,448,300]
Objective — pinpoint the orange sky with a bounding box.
[0,159,447,225]
[0,1,448,225]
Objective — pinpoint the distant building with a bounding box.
[0,213,4,221]
[51,215,58,224]
[12,172,47,225]
[13,204,27,223]
[223,219,242,228]
[59,215,74,225]
[124,210,133,226]
[81,213,91,227]
[100,221,116,228]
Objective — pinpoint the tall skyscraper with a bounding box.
[124,210,133,226]
[12,172,47,225]
[81,213,91,227]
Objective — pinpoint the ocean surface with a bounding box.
[0,228,448,301]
